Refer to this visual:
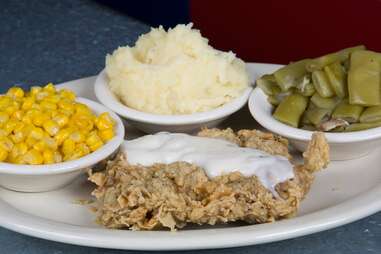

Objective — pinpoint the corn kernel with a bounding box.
[30,86,42,96]
[40,101,57,111]
[53,151,62,163]
[71,114,94,132]
[25,136,37,148]
[29,127,44,140]
[95,112,114,130]
[6,87,24,99]
[0,112,9,125]
[33,140,46,151]
[69,131,85,143]
[54,128,72,145]
[59,89,76,101]
[0,146,8,162]
[4,104,19,115]
[10,143,28,161]
[98,129,114,142]
[58,99,75,112]
[44,94,60,104]
[21,97,35,110]
[75,103,91,115]
[32,113,49,127]
[43,149,55,164]
[0,136,14,152]
[52,114,69,128]
[3,120,18,135]
[43,120,60,136]
[0,96,12,109]
[0,129,7,137]
[23,149,43,165]
[43,137,58,150]
[43,83,56,93]
[10,130,25,143]
[35,91,49,101]
[11,110,23,121]
[86,132,102,146]
[62,139,75,155]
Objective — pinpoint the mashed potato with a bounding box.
[105,24,249,115]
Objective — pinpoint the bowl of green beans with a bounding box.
[249,46,381,160]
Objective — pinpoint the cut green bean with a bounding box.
[310,93,340,109]
[359,106,381,123]
[274,59,310,91]
[295,75,315,96]
[306,45,366,71]
[256,75,281,96]
[305,107,332,126]
[312,70,335,98]
[332,99,364,123]
[348,51,381,106]
[344,120,381,132]
[273,93,309,127]
[324,62,347,98]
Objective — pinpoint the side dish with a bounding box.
[257,46,381,132]
[89,128,329,230]
[0,84,115,164]
[105,24,249,115]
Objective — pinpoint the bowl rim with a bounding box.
[0,97,125,175]
[249,87,381,143]
[94,69,253,125]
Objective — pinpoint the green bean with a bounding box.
[310,93,340,109]
[267,95,281,106]
[344,120,381,132]
[306,45,366,71]
[324,62,347,98]
[350,50,381,69]
[273,93,309,127]
[301,125,316,131]
[295,75,315,96]
[332,99,364,123]
[301,112,312,125]
[274,59,311,91]
[256,75,281,96]
[359,106,381,123]
[348,52,381,106]
[305,104,332,126]
[312,70,335,98]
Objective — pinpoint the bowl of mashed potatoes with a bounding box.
[95,24,252,133]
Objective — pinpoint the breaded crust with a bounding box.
[89,128,329,230]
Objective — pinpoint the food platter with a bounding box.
[0,63,380,251]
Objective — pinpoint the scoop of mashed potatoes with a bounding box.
[105,24,249,115]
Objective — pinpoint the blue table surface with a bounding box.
[0,0,380,253]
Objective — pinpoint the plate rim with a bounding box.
[1,63,380,250]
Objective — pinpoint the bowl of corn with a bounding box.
[249,46,381,160]
[0,84,125,192]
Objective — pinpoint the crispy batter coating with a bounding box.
[89,128,329,230]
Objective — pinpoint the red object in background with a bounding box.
[190,0,381,64]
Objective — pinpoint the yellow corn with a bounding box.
[0,136,14,152]
[0,96,12,109]
[43,137,58,150]
[53,151,62,163]
[95,112,114,130]
[59,89,76,101]
[9,143,28,162]
[0,146,8,162]
[25,136,37,148]
[23,149,43,165]
[21,97,35,110]
[52,114,69,128]
[40,101,57,111]
[43,120,60,136]
[33,140,46,152]
[58,99,75,112]
[3,120,18,135]
[0,112,9,125]
[29,127,45,140]
[35,91,49,101]
[43,149,55,164]
[69,131,85,143]
[98,128,114,142]
[11,110,23,121]
[43,83,56,93]
[6,87,24,99]
[54,128,72,145]
[32,112,49,127]
[30,86,42,97]
[10,130,25,143]
[62,139,75,155]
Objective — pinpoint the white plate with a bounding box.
[0,63,380,251]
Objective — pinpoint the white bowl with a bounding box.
[94,70,253,133]
[249,88,381,160]
[0,97,125,192]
